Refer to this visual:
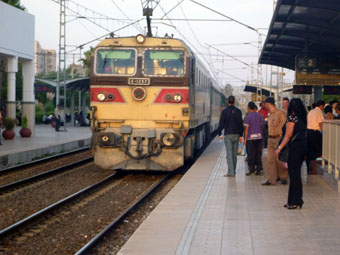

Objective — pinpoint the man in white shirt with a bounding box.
[306,100,325,174]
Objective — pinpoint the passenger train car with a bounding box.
[90,34,226,171]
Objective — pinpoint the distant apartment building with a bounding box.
[34,41,56,75]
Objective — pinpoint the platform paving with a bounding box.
[0,125,91,168]
[119,138,340,255]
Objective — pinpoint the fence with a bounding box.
[323,120,340,181]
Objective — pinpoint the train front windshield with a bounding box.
[96,49,136,75]
[144,50,184,76]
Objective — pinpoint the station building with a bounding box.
[0,1,35,133]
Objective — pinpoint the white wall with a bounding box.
[0,1,35,60]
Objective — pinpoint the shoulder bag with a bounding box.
[278,132,300,163]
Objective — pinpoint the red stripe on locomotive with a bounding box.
[154,88,189,104]
[91,87,125,103]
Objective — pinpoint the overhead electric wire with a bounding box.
[110,0,144,32]
[210,42,258,48]
[77,19,98,38]
[206,44,251,67]
[50,0,112,32]
[189,0,259,33]
[67,16,233,22]
[66,18,144,54]
[160,0,185,19]
[161,0,220,86]
[216,69,246,82]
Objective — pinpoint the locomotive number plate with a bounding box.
[128,78,150,86]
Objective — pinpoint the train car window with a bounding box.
[144,50,185,76]
[96,49,136,76]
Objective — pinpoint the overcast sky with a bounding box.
[21,0,294,88]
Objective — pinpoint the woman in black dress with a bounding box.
[275,98,307,209]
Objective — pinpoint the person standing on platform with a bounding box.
[330,100,339,118]
[283,97,290,116]
[335,103,340,119]
[275,98,307,209]
[217,96,244,177]
[55,104,65,132]
[258,102,269,148]
[262,97,287,186]
[324,105,334,120]
[306,100,325,173]
[244,102,264,176]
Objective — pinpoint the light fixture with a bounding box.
[173,94,183,103]
[136,34,145,44]
[97,93,106,101]
[162,133,177,147]
[102,136,109,142]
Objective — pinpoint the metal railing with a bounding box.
[322,120,340,180]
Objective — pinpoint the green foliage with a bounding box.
[35,104,45,124]
[22,115,27,129]
[0,0,26,10]
[80,47,94,76]
[322,94,340,104]
[3,117,15,130]
[45,101,55,114]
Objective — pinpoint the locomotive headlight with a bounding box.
[136,34,145,44]
[173,94,183,103]
[102,135,109,142]
[97,93,106,102]
[162,133,177,147]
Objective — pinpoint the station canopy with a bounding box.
[259,0,340,70]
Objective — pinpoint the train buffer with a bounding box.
[120,137,340,255]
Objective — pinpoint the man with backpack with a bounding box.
[217,96,244,177]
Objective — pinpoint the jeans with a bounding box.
[224,134,239,175]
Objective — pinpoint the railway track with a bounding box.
[0,172,169,255]
[0,172,118,240]
[0,148,92,194]
[75,173,170,255]
[0,157,93,194]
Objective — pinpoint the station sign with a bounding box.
[293,85,313,94]
[35,84,54,93]
[324,86,340,95]
[295,55,340,86]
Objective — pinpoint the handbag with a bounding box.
[278,132,299,163]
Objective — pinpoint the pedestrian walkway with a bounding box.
[119,138,340,255]
[0,125,91,169]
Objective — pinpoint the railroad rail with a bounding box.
[75,173,170,255]
[0,156,93,194]
[0,172,118,239]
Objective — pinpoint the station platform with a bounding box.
[119,138,340,255]
[0,125,91,169]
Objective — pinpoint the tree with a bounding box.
[80,47,94,76]
[0,0,26,10]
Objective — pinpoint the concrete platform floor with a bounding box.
[0,124,91,157]
[119,138,340,255]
